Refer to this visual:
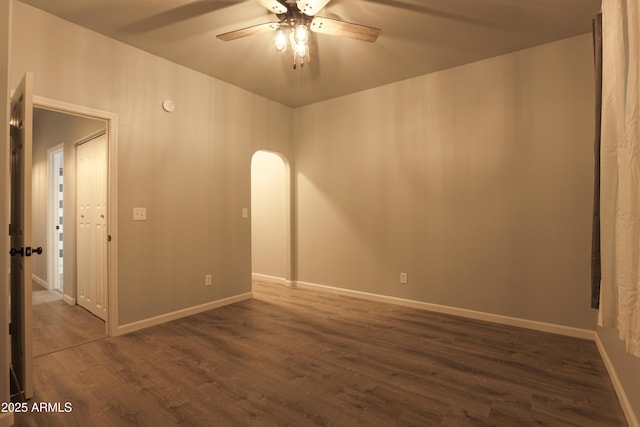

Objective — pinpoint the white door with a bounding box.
[9,72,34,399]
[76,134,108,320]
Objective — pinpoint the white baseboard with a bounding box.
[252,273,293,287]
[63,294,76,305]
[292,280,595,340]
[32,274,47,289]
[595,333,640,427]
[0,410,13,427]
[115,292,253,336]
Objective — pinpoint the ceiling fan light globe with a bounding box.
[294,42,308,59]
[274,30,288,51]
[294,24,309,44]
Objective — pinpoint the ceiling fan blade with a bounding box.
[217,22,280,41]
[121,1,238,34]
[256,0,288,14]
[310,16,381,42]
[297,0,332,16]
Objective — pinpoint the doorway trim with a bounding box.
[33,95,118,337]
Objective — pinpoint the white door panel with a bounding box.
[76,133,107,320]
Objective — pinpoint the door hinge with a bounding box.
[8,223,12,235]
[107,235,112,242]
[9,322,13,336]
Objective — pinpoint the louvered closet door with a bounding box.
[76,134,108,320]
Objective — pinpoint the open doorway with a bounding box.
[31,106,108,356]
[47,145,64,293]
[250,150,292,287]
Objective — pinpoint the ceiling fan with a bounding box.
[216,0,381,69]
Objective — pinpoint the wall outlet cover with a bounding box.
[133,207,147,221]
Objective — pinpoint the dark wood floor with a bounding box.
[31,282,106,357]
[14,280,626,426]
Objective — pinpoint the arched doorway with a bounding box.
[250,150,292,286]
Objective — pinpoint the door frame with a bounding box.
[33,96,118,336]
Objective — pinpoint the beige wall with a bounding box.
[10,2,293,325]
[294,34,597,330]
[31,108,105,286]
[251,150,288,280]
[597,327,640,423]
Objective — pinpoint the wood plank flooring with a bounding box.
[13,280,627,426]
[31,282,106,357]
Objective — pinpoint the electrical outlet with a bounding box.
[133,207,147,221]
[400,272,408,284]
[205,274,213,286]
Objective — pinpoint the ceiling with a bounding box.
[18,0,601,108]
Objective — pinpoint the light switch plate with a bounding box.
[133,207,147,221]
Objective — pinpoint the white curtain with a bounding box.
[599,0,640,357]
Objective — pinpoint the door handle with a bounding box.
[10,246,43,257]
[24,246,43,256]
[9,247,24,257]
